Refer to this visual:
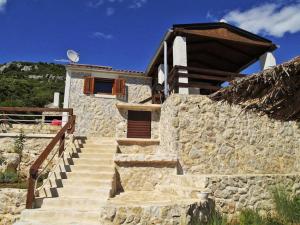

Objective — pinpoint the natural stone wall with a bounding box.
[160,94,300,175]
[0,137,51,178]
[118,144,158,154]
[69,74,151,137]
[203,174,300,217]
[1,124,60,134]
[116,166,176,191]
[100,201,211,225]
[0,188,26,225]
[116,109,160,139]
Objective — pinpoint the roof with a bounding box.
[146,22,277,77]
[210,56,300,121]
[66,63,145,76]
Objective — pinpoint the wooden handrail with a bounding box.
[25,114,76,209]
[168,66,246,93]
[173,65,246,77]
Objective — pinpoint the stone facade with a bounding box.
[68,74,152,137]
[0,188,26,225]
[160,94,300,175]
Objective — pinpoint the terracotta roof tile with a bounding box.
[66,63,144,75]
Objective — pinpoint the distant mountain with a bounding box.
[0,62,65,107]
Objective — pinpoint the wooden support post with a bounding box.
[59,133,65,156]
[26,171,37,209]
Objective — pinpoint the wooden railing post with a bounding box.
[58,133,65,156]
[26,169,38,209]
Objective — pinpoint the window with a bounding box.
[83,77,126,97]
[94,78,114,94]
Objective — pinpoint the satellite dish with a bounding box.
[67,50,80,63]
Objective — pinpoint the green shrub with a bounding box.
[272,187,300,224]
[14,129,26,179]
[0,156,5,166]
[0,171,18,183]
[207,209,228,225]
[239,209,265,225]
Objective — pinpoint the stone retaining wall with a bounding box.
[0,137,51,178]
[116,166,176,192]
[0,188,26,225]
[69,74,151,137]
[100,201,211,225]
[204,174,300,217]
[160,94,300,175]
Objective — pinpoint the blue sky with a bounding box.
[0,0,299,73]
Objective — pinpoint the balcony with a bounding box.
[167,66,245,95]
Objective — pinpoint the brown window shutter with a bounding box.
[112,80,117,95]
[127,111,151,139]
[114,79,126,97]
[83,77,95,94]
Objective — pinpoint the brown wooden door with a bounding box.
[127,110,151,139]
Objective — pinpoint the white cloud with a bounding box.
[129,0,147,9]
[91,32,114,40]
[106,7,115,16]
[223,1,300,37]
[0,0,7,12]
[87,0,104,8]
[206,11,218,21]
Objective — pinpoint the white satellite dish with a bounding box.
[67,50,80,63]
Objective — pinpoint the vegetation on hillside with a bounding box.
[0,62,65,107]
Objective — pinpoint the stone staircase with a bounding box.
[15,137,117,225]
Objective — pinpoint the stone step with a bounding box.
[37,178,112,198]
[57,186,111,198]
[156,184,204,198]
[72,158,113,166]
[19,209,99,224]
[80,147,117,154]
[77,152,115,159]
[70,164,114,173]
[41,197,106,210]
[65,171,115,180]
[63,178,112,187]
[161,175,207,189]
[82,144,117,149]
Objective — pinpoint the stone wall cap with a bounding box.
[116,103,161,112]
[114,153,178,166]
[117,138,160,145]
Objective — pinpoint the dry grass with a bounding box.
[210,56,300,121]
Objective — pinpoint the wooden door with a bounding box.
[127,110,151,139]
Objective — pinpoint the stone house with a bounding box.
[15,23,300,225]
[63,22,277,141]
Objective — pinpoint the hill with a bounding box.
[0,62,65,107]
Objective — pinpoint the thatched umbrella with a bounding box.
[210,56,300,121]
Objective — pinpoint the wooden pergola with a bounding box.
[146,22,277,95]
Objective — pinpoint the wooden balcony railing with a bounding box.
[168,66,245,94]
[0,107,76,209]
